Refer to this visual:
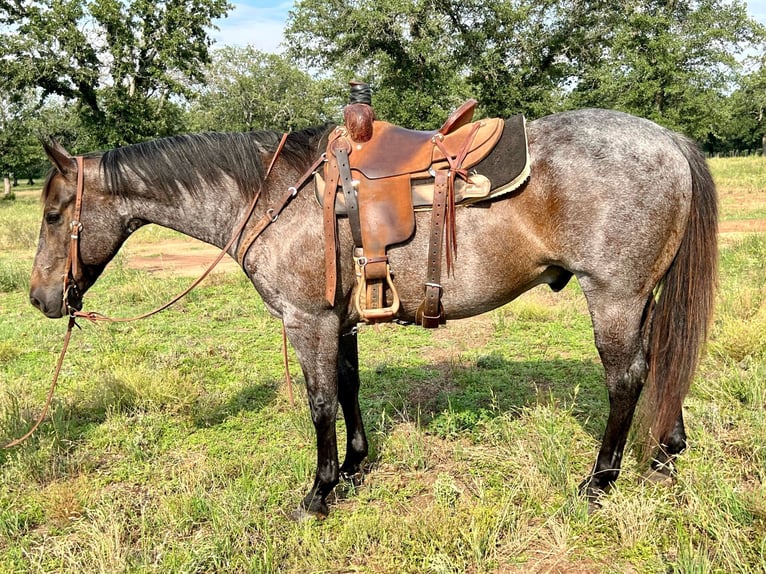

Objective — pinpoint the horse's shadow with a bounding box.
[0,377,279,463]
[357,353,608,440]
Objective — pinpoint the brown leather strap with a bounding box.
[432,122,481,274]
[281,321,294,407]
[416,170,448,328]
[62,156,85,312]
[2,316,77,449]
[70,156,85,280]
[236,151,325,265]
[323,149,341,306]
[334,142,363,247]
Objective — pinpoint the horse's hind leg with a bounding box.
[579,292,651,502]
[337,330,368,482]
[648,412,687,479]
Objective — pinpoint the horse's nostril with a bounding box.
[30,294,42,310]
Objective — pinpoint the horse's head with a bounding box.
[30,141,130,318]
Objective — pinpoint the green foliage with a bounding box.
[188,47,340,132]
[721,66,766,152]
[0,0,229,147]
[286,0,765,145]
[286,0,474,127]
[568,0,758,143]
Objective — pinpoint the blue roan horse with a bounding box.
[30,109,717,517]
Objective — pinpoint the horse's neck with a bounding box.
[125,182,251,250]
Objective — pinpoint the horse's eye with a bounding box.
[45,212,62,225]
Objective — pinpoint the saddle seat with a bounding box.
[344,116,504,180]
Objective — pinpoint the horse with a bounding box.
[29,108,718,518]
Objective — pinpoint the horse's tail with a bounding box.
[638,134,718,460]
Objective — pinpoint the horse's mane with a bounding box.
[97,125,332,201]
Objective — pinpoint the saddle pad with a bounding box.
[315,174,492,212]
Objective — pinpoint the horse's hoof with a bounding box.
[290,505,327,522]
[340,470,364,487]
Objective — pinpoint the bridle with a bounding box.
[62,156,85,316]
[5,133,326,448]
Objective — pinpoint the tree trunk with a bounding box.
[3,175,11,199]
[762,134,765,157]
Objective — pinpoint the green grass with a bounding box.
[709,156,766,222]
[0,159,765,573]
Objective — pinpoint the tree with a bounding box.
[721,66,766,153]
[284,0,635,123]
[0,86,89,194]
[0,0,230,147]
[285,0,474,128]
[188,47,339,132]
[568,0,761,142]
[286,0,764,145]
[0,89,40,195]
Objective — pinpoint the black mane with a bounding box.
[99,125,332,200]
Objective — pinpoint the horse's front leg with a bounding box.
[338,329,368,483]
[284,311,342,518]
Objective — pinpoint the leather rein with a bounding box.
[4,133,325,449]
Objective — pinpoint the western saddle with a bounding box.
[321,82,507,328]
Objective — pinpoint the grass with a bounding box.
[708,156,766,222]
[0,159,764,572]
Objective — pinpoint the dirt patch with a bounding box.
[718,218,766,233]
[125,239,239,277]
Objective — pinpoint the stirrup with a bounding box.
[354,264,400,322]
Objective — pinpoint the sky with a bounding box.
[211,1,293,53]
[212,0,766,54]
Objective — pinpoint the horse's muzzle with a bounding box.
[29,285,80,319]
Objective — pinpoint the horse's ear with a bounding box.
[41,138,77,175]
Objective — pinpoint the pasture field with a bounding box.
[0,157,764,573]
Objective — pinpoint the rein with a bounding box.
[72,134,289,324]
[4,133,323,449]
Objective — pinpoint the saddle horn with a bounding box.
[344,81,375,143]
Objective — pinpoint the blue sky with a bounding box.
[211,1,293,53]
[212,0,766,54]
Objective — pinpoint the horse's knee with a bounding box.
[308,392,338,426]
